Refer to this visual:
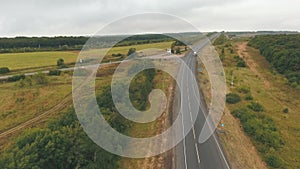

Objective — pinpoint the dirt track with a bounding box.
[0,93,72,139]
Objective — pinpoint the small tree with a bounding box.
[57,58,65,68]
[127,48,136,56]
[283,108,289,114]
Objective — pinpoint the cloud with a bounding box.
[0,0,299,37]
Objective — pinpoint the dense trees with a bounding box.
[0,34,173,53]
[0,110,120,169]
[231,107,284,168]
[249,34,300,86]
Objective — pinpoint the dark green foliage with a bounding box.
[7,74,25,82]
[175,47,181,54]
[231,107,284,168]
[213,34,227,45]
[0,67,10,74]
[57,58,66,68]
[226,93,241,104]
[245,93,253,100]
[247,102,264,112]
[112,53,124,57]
[171,41,186,54]
[97,62,155,132]
[127,48,136,56]
[237,60,246,67]
[265,153,284,168]
[283,108,289,113]
[48,70,61,76]
[0,109,120,169]
[234,55,247,67]
[249,34,300,85]
[0,34,173,53]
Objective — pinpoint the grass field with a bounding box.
[0,41,173,73]
[0,73,73,133]
[0,51,78,70]
[209,36,300,169]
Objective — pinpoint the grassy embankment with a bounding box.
[197,35,300,169]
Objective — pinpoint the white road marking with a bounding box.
[180,61,188,169]
[195,143,201,164]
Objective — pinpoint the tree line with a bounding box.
[0,34,173,53]
[248,34,300,87]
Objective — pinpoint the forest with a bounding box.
[248,34,300,86]
[0,34,173,53]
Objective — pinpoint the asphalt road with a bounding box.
[174,36,231,169]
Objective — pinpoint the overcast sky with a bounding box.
[0,0,299,37]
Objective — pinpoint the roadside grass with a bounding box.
[208,36,300,169]
[196,45,267,169]
[232,41,300,169]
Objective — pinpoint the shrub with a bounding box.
[247,102,264,112]
[127,48,136,56]
[7,74,25,82]
[265,154,284,168]
[238,86,250,94]
[245,93,253,100]
[48,70,61,76]
[283,108,289,114]
[112,53,123,57]
[237,60,246,67]
[226,93,241,104]
[0,67,10,74]
[57,58,66,68]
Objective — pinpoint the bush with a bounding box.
[265,154,284,168]
[226,93,241,104]
[57,58,67,68]
[7,74,25,82]
[48,70,61,76]
[0,67,10,74]
[127,48,136,56]
[237,60,246,67]
[232,107,283,159]
[238,86,250,94]
[248,102,264,112]
[245,93,253,100]
[112,53,123,57]
[283,108,289,114]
